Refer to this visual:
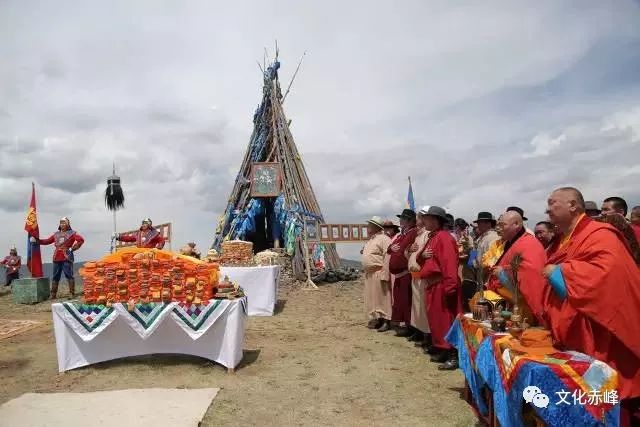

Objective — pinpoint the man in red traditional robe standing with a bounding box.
[387,209,418,337]
[522,187,640,427]
[418,206,461,370]
[32,217,84,299]
[113,218,165,249]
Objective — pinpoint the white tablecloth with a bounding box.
[52,298,247,372]
[219,265,280,316]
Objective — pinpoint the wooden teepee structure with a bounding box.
[212,52,340,273]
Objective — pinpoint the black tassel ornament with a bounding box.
[106,163,125,252]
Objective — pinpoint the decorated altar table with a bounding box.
[446,314,621,427]
[219,265,280,316]
[52,297,247,372]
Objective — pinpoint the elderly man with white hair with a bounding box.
[361,216,393,331]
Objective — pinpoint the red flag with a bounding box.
[24,182,43,278]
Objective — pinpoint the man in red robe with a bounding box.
[32,217,84,298]
[387,209,418,337]
[1,247,21,286]
[114,218,165,249]
[486,211,547,326]
[522,187,640,426]
[418,206,462,370]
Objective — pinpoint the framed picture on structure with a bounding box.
[350,225,360,240]
[305,220,319,241]
[331,226,340,240]
[250,162,282,198]
[360,225,369,240]
[341,225,350,241]
[320,225,330,241]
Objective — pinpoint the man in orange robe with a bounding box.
[418,206,462,370]
[522,187,640,426]
[486,211,546,326]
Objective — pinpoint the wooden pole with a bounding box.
[302,216,317,289]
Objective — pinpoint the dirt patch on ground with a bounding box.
[0,281,476,426]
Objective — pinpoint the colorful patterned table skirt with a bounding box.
[52,297,248,372]
[446,315,621,427]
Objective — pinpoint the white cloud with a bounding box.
[1,0,640,263]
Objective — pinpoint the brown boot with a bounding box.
[68,280,76,299]
[50,281,59,300]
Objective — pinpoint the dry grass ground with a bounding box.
[0,281,476,426]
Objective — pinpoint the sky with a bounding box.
[2,0,640,262]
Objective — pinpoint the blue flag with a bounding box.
[406,177,416,211]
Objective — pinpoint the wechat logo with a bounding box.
[523,386,550,409]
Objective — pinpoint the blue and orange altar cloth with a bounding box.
[446,315,621,427]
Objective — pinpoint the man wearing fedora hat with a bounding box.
[406,207,432,346]
[417,206,462,370]
[472,212,500,282]
[361,216,393,330]
[382,220,400,239]
[387,209,418,336]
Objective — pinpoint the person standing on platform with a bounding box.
[361,216,392,331]
[32,217,84,298]
[113,218,165,249]
[524,187,640,426]
[407,207,431,347]
[418,206,461,370]
[1,247,21,286]
[387,209,418,337]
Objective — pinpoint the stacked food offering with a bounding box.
[214,275,244,299]
[80,248,223,306]
[220,240,254,266]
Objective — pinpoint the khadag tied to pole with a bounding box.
[24,182,43,278]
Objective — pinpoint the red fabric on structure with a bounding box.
[521,216,640,400]
[419,230,461,350]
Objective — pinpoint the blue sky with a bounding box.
[1,0,640,261]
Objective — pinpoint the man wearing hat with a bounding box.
[1,247,21,286]
[387,209,418,336]
[382,220,400,239]
[361,216,392,331]
[32,217,85,298]
[406,207,431,346]
[473,212,500,281]
[113,218,165,249]
[584,201,601,218]
[417,206,462,370]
